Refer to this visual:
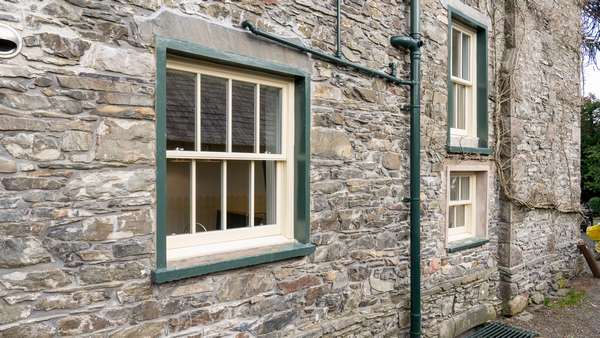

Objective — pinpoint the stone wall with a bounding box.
[0,0,581,337]
[496,0,584,314]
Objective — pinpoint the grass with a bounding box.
[544,290,586,309]
[557,277,568,289]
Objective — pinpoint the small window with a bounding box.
[448,173,476,241]
[450,24,477,142]
[446,167,489,246]
[164,59,294,262]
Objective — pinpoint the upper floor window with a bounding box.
[450,23,477,145]
[164,59,295,262]
[447,8,490,155]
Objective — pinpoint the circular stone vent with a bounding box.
[0,24,22,58]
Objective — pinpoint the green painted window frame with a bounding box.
[152,36,314,284]
[447,7,490,155]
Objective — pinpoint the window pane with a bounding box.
[449,206,455,228]
[255,160,277,226]
[260,86,282,154]
[455,84,466,129]
[166,70,196,151]
[451,29,460,78]
[455,204,465,227]
[167,160,191,235]
[195,160,222,232]
[450,176,459,201]
[201,75,227,152]
[232,81,256,153]
[227,161,250,229]
[462,33,470,80]
[460,176,470,200]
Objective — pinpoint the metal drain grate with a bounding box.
[464,321,539,338]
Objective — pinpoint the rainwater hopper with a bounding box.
[0,24,22,58]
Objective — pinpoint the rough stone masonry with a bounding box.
[0,0,583,337]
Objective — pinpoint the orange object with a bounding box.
[587,224,600,242]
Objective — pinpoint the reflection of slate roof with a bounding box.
[231,81,255,148]
[166,70,280,151]
[260,86,280,153]
[166,70,195,145]
[199,75,227,148]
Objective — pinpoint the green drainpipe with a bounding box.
[391,0,422,337]
[242,1,422,334]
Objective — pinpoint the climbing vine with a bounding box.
[487,0,582,215]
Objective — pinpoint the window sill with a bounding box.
[447,237,489,253]
[152,241,315,284]
[447,145,492,155]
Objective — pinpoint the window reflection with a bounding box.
[232,81,256,153]
[166,70,196,151]
[255,160,277,226]
[201,75,228,152]
[167,160,191,235]
[260,86,282,154]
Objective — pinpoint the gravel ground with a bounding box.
[502,277,600,338]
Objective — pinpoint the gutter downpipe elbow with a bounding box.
[392,0,422,337]
[240,20,413,86]
[241,20,257,34]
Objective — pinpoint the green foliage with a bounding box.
[557,277,568,289]
[581,96,600,202]
[544,290,586,309]
[590,197,600,215]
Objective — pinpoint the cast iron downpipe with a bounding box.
[336,0,342,58]
[391,0,423,337]
[242,1,422,336]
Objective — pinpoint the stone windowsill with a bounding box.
[152,241,315,284]
[447,145,492,155]
[447,237,489,253]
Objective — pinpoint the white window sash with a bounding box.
[449,200,471,206]
[450,76,473,87]
[167,235,291,262]
[451,24,476,81]
[167,224,281,250]
[448,173,477,241]
[166,151,286,161]
[450,23,478,139]
[164,61,296,260]
[448,229,472,241]
[221,160,227,230]
[190,160,196,234]
[168,59,291,89]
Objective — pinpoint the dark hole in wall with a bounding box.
[0,39,17,53]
